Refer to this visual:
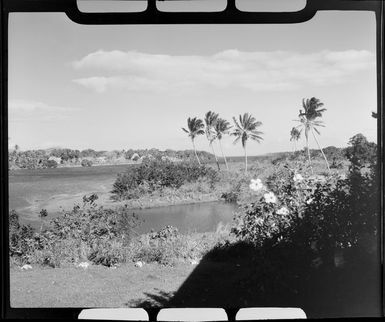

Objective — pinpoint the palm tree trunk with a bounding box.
[311,128,330,172]
[306,135,313,174]
[218,139,229,171]
[192,140,201,166]
[210,143,220,171]
[244,145,248,175]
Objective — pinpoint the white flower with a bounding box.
[21,264,32,270]
[276,206,289,216]
[293,173,304,182]
[78,262,89,269]
[255,217,264,225]
[249,178,265,192]
[134,261,144,268]
[306,198,313,205]
[263,192,277,204]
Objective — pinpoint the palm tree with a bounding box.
[182,117,205,165]
[290,127,301,153]
[295,97,330,172]
[215,118,232,171]
[232,113,263,174]
[204,111,220,170]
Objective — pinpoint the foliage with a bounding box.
[9,195,140,267]
[9,146,216,169]
[182,117,205,140]
[294,97,330,171]
[182,117,205,165]
[111,159,219,200]
[150,225,179,241]
[345,133,377,170]
[290,127,301,142]
[46,160,58,168]
[9,211,35,263]
[232,113,263,148]
[232,134,378,269]
[81,159,93,167]
[232,113,264,174]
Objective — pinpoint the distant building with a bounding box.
[131,153,140,161]
[48,156,61,164]
[96,156,107,164]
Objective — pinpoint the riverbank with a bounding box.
[9,158,341,227]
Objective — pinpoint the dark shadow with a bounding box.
[125,290,174,308]
[129,241,381,318]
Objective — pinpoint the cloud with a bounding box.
[9,99,78,122]
[72,49,375,93]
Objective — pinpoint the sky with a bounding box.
[8,6,377,156]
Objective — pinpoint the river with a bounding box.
[9,165,238,233]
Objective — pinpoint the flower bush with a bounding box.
[232,134,379,269]
[231,167,322,247]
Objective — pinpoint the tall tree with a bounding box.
[295,97,330,172]
[215,118,232,171]
[204,111,220,170]
[182,117,205,165]
[290,127,301,153]
[232,113,263,174]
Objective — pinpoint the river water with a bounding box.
[133,201,239,234]
[9,165,239,233]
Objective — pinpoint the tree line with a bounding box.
[182,97,349,174]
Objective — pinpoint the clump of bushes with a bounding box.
[111,159,219,200]
[81,159,93,167]
[9,211,35,264]
[9,194,140,267]
[9,195,231,268]
[130,224,232,266]
[231,134,378,269]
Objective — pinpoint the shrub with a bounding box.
[231,165,325,247]
[88,238,126,267]
[150,225,179,241]
[9,194,141,267]
[232,134,379,268]
[46,159,58,168]
[81,159,93,167]
[111,159,218,200]
[9,211,35,264]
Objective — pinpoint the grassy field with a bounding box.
[10,263,195,308]
[10,249,381,318]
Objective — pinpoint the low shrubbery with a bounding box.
[10,195,140,267]
[81,159,93,167]
[9,196,231,267]
[111,159,219,200]
[9,134,378,273]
